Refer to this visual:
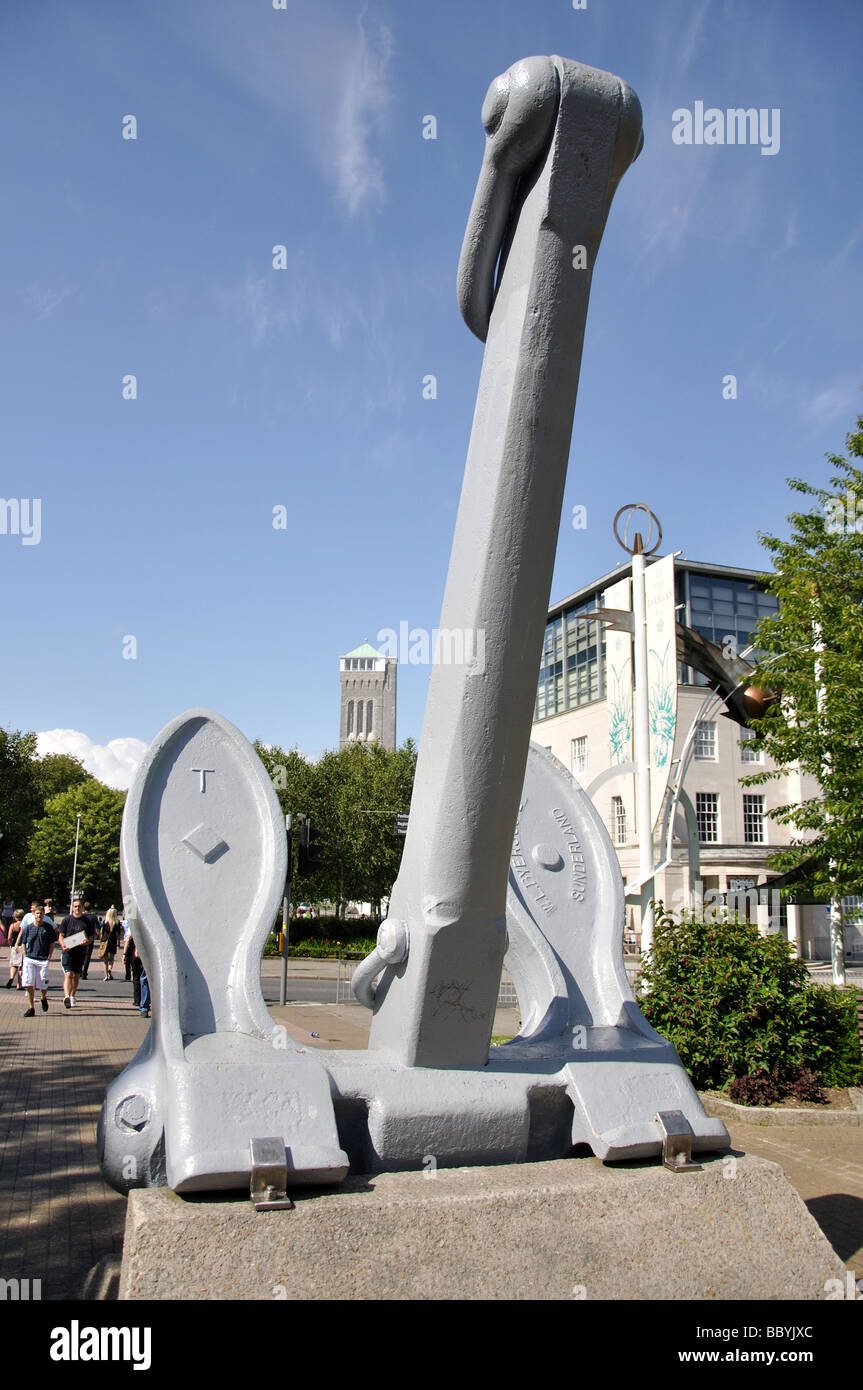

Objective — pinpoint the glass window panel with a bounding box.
[696,792,719,843]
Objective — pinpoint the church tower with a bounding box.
[339,642,397,750]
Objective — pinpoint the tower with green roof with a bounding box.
[339,641,397,750]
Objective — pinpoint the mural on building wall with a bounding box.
[645,554,678,830]
[605,576,633,765]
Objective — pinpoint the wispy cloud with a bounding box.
[330,17,394,216]
[160,2,395,218]
[799,379,862,431]
[26,283,75,320]
[823,219,863,273]
[678,0,713,72]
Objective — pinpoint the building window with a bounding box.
[843,897,863,957]
[687,575,779,683]
[694,721,717,760]
[696,792,719,843]
[777,894,788,938]
[743,794,765,844]
[366,700,373,735]
[611,796,627,846]
[357,700,364,735]
[571,736,588,775]
[347,701,354,735]
[535,599,604,719]
[739,728,762,763]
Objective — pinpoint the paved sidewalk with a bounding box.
[0,960,147,1300]
[1,951,861,1299]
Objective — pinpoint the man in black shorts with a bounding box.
[58,893,96,1009]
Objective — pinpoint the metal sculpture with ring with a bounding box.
[613,503,663,556]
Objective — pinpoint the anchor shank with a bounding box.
[368,59,643,1066]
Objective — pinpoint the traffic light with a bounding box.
[297,819,324,877]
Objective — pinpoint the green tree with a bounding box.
[255,738,417,912]
[0,728,42,896]
[318,739,417,913]
[34,752,93,806]
[747,406,863,904]
[27,780,126,908]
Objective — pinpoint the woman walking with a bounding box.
[5,909,24,989]
[98,906,121,981]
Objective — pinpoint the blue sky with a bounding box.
[2,0,861,784]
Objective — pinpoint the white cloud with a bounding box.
[330,18,394,216]
[160,2,395,218]
[678,0,713,72]
[36,730,147,791]
[799,380,862,431]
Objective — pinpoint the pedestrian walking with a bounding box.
[122,916,133,981]
[21,899,55,930]
[19,904,57,1016]
[136,945,150,1018]
[126,935,143,1006]
[5,909,25,989]
[1,894,14,935]
[98,906,121,981]
[58,893,96,1009]
[79,901,96,978]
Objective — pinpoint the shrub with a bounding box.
[638,904,863,1096]
[727,1070,785,1106]
[263,932,376,958]
[789,1067,827,1104]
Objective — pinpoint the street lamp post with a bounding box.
[69,813,82,911]
[612,505,663,960]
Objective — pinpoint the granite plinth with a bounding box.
[119,1154,846,1301]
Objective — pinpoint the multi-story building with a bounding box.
[531,557,863,961]
[339,642,397,751]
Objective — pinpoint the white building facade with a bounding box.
[531,557,863,961]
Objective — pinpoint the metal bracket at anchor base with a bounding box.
[250,1138,294,1211]
[655,1110,703,1173]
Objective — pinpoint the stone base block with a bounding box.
[119,1155,845,1301]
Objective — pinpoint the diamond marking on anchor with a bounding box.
[182,821,228,864]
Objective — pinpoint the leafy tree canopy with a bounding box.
[748,405,863,902]
[255,738,417,910]
[34,752,93,807]
[0,728,43,895]
[27,779,126,910]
